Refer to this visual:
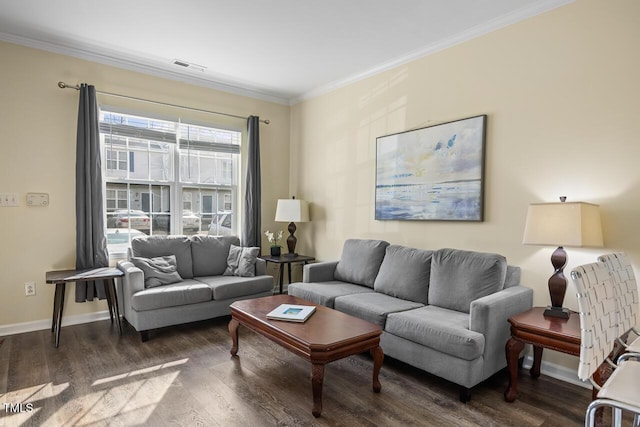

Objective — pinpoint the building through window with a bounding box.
[100,111,240,256]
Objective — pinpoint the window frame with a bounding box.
[100,108,242,258]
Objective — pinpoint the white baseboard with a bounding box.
[0,313,591,391]
[0,310,111,337]
[522,355,590,389]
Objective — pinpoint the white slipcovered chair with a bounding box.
[598,252,640,353]
[572,260,640,427]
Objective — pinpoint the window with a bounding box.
[106,150,128,171]
[100,111,240,256]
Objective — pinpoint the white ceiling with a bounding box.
[0,0,571,104]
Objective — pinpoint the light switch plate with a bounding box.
[26,193,49,207]
[0,193,19,207]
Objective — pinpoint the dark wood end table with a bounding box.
[229,294,383,417]
[259,254,315,294]
[504,306,580,402]
[45,267,124,348]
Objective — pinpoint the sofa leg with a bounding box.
[140,331,149,342]
[459,387,471,403]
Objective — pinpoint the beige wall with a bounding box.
[290,0,640,370]
[2,0,639,374]
[0,41,290,326]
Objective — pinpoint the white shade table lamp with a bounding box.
[275,197,310,256]
[522,197,603,319]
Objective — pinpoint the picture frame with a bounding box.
[375,114,487,221]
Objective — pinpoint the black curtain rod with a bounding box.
[57,81,270,125]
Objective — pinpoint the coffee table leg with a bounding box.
[371,346,384,392]
[311,363,325,417]
[504,337,524,402]
[229,319,240,356]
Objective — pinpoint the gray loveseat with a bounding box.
[287,239,533,402]
[117,235,273,341]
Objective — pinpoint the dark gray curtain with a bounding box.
[242,116,261,247]
[75,84,109,302]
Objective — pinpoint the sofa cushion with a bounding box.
[197,275,273,300]
[130,255,182,288]
[374,245,433,304]
[130,279,212,311]
[223,245,260,277]
[191,235,239,276]
[428,248,507,313]
[287,281,374,308]
[504,265,521,289]
[131,235,194,279]
[334,293,423,327]
[385,305,485,361]
[334,239,390,288]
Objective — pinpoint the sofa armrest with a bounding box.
[117,260,145,297]
[469,286,533,374]
[303,260,338,283]
[470,285,533,335]
[256,258,267,276]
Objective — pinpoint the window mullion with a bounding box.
[102,110,239,255]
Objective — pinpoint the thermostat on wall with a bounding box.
[27,193,49,207]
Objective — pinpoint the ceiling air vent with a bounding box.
[173,59,206,72]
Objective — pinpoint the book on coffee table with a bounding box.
[266,304,316,322]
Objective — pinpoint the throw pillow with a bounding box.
[428,248,507,313]
[374,245,433,304]
[224,245,260,277]
[131,235,194,279]
[130,255,183,288]
[191,235,240,276]
[334,239,390,288]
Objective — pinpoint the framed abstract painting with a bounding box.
[375,114,487,221]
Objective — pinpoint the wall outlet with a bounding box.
[25,282,36,296]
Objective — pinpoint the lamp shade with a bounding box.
[275,199,310,223]
[522,202,603,247]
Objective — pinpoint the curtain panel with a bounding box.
[75,84,109,302]
[242,116,261,247]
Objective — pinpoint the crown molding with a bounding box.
[291,0,574,104]
[1,0,573,107]
[0,32,291,106]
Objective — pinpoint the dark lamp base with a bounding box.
[543,306,570,319]
[284,252,298,257]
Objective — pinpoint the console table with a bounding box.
[45,267,124,348]
[259,254,315,294]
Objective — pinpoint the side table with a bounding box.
[45,267,124,348]
[259,254,315,294]
[504,306,580,402]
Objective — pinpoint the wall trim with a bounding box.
[1,312,589,390]
[0,310,111,337]
[292,0,575,104]
[0,32,290,106]
[1,0,573,106]
[522,355,590,389]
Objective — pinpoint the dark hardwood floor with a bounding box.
[0,317,594,426]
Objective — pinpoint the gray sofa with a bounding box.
[117,235,273,341]
[287,239,533,402]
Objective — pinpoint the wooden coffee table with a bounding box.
[229,294,384,417]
